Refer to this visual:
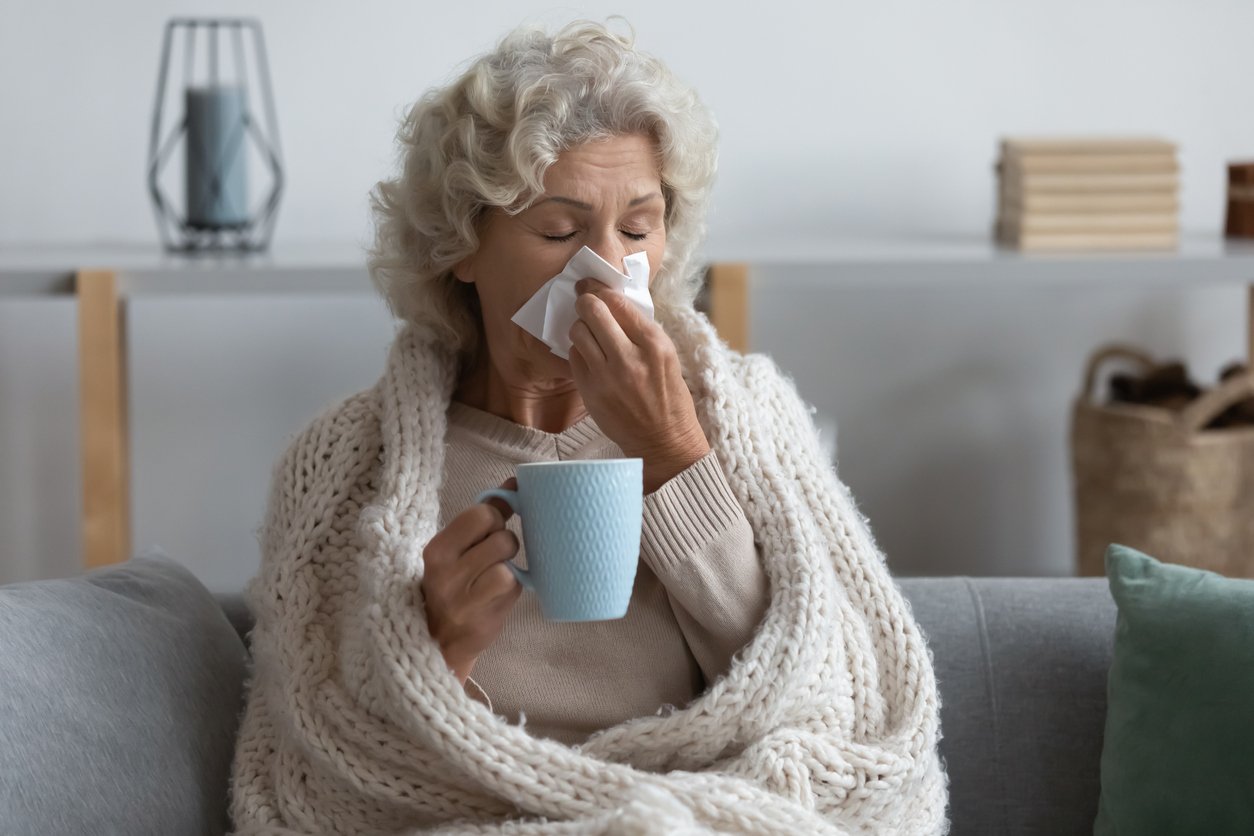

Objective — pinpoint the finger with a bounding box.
[574,283,637,358]
[569,318,607,365]
[469,561,523,604]
[432,498,510,559]
[568,341,590,382]
[461,529,521,594]
[479,476,517,523]
[576,279,648,349]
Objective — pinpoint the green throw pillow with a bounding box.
[1094,544,1254,835]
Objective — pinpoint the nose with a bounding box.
[585,227,628,269]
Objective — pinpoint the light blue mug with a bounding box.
[475,458,643,622]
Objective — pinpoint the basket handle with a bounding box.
[1080,344,1159,404]
[1178,372,1254,433]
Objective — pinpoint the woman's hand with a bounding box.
[420,478,522,683]
[568,279,710,494]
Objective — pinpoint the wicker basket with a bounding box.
[1070,344,1254,578]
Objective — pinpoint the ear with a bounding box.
[452,254,474,284]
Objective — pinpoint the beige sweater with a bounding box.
[441,400,770,745]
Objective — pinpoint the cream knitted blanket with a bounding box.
[230,307,949,835]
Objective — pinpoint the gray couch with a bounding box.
[1,556,1117,835]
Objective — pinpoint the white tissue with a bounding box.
[511,246,653,360]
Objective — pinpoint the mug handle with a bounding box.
[473,488,533,591]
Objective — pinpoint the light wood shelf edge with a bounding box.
[707,262,749,353]
[76,270,130,569]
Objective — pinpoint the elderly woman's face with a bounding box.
[456,133,667,383]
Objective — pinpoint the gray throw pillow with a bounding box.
[0,551,249,836]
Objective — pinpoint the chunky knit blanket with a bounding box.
[230,307,949,835]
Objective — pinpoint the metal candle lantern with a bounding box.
[147,18,284,253]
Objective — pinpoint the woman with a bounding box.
[230,20,947,836]
[424,126,772,743]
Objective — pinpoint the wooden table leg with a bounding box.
[706,263,750,353]
[76,270,130,569]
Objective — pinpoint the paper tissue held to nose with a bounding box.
[511,246,653,359]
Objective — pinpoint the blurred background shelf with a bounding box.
[6,234,1254,295]
[0,242,373,296]
[3,234,1252,575]
[702,233,1254,287]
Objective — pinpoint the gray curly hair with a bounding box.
[366,19,719,362]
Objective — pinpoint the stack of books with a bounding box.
[995,137,1179,251]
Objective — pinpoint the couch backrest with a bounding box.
[899,576,1116,836]
[215,576,1117,835]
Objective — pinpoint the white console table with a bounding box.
[3,236,1253,569]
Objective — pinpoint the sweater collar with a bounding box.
[446,399,609,461]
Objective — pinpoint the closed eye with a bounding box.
[543,230,651,242]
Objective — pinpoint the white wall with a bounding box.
[2,0,1251,588]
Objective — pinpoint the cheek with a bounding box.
[647,240,667,288]
[475,260,554,320]
[475,285,515,324]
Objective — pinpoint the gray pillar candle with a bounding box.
[185,86,248,229]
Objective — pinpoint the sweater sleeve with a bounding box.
[639,449,770,687]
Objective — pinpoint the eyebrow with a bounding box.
[536,192,663,211]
